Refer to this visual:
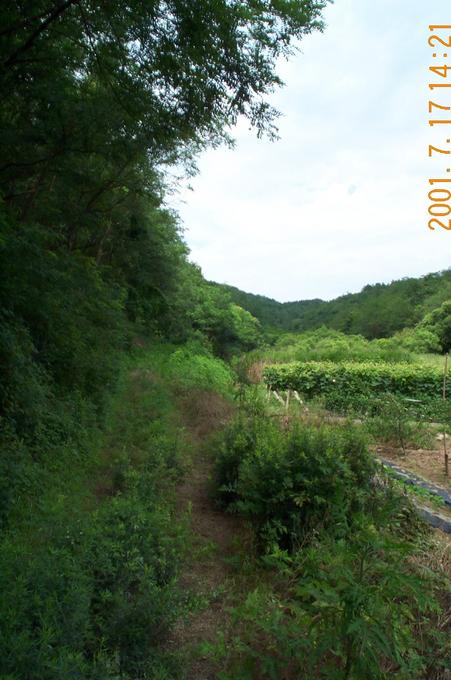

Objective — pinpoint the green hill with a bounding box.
[216,269,451,340]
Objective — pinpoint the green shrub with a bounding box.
[366,394,434,451]
[0,223,126,440]
[262,328,416,365]
[215,412,374,551]
[263,360,448,417]
[87,488,185,676]
[136,343,234,398]
[210,414,446,680]
[169,347,233,396]
[209,522,446,680]
[210,384,448,680]
[0,351,188,679]
[393,327,442,354]
[0,488,184,679]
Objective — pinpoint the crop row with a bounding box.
[263,361,449,415]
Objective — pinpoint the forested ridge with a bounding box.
[1,3,450,679]
[217,268,451,342]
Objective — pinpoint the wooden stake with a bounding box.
[285,389,291,412]
[272,390,285,405]
[443,354,449,477]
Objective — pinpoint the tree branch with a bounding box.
[4,0,80,68]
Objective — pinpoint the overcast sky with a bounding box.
[175,0,451,302]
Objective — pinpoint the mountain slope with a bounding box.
[215,269,451,339]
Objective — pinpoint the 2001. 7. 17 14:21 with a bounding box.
[427,24,451,231]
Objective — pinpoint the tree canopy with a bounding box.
[218,269,451,349]
[1,0,328,441]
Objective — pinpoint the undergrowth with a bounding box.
[0,343,233,679]
[209,390,450,679]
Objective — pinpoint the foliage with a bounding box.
[218,269,451,343]
[258,327,416,364]
[135,342,235,397]
[208,526,447,680]
[0,219,126,430]
[392,326,442,354]
[366,394,434,451]
[210,404,448,679]
[0,349,192,678]
[181,271,263,356]
[169,348,233,396]
[0,486,184,679]
[419,300,451,353]
[263,360,449,417]
[2,3,449,677]
[1,2,332,672]
[1,0,325,440]
[229,304,263,352]
[214,409,374,550]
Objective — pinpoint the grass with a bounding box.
[0,341,237,679]
[417,353,448,369]
[2,339,449,679]
[204,388,450,680]
[382,466,448,512]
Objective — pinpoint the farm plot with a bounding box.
[263,360,449,419]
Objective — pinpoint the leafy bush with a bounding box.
[263,360,448,417]
[0,222,126,437]
[0,352,188,679]
[214,411,374,551]
[262,328,416,365]
[210,406,447,680]
[393,326,442,354]
[419,300,451,353]
[151,342,235,397]
[88,486,185,676]
[366,394,434,451]
[0,484,184,679]
[208,523,446,680]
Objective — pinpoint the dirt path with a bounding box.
[172,452,241,678]
[167,390,247,679]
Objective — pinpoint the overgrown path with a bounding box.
[168,390,248,679]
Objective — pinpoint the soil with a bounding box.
[372,444,450,489]
[167,389,251,679]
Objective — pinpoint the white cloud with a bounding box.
[174,0,451,301]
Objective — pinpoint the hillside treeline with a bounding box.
[0,0,331,465]
[219,270,451,349]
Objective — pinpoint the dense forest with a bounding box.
[218,269,451,345]
[1,0,329,463]
[1,3,450,680]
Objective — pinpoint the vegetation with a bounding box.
[0,346,186,678]
[2,0,330,479]
[218,269,451,347]
[0,1,330,676]
[209,395,450,679]
[419,300,451,353]
[214,401,375,550]
[366,394,434,452]
[263,360,449,417]
[1,2,450,678]
[254,327,419,364]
